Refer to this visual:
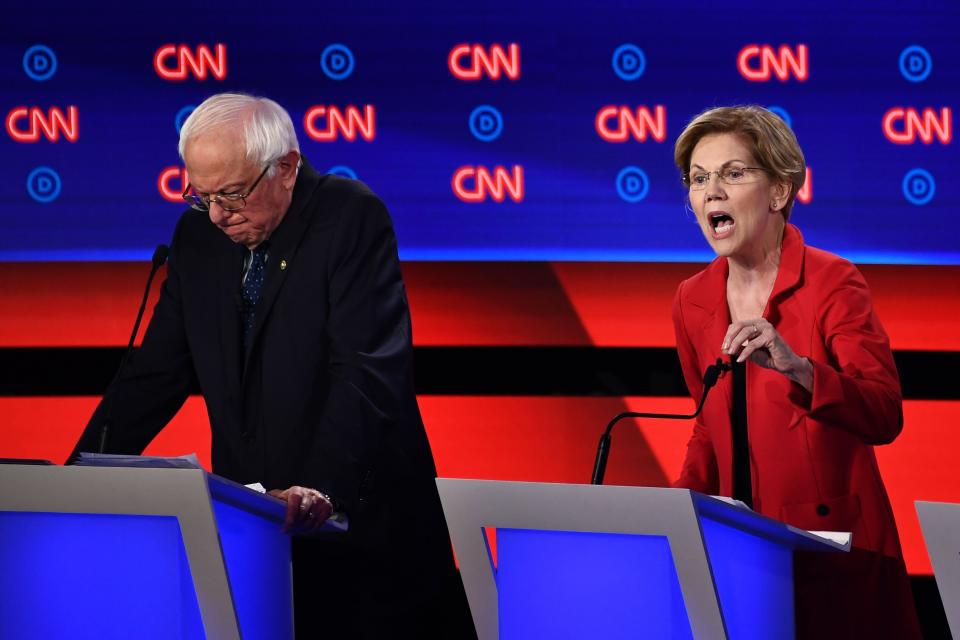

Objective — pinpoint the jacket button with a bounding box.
[816,504,830,516]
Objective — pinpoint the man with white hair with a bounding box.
[72,93,472,638]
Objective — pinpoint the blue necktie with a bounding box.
[241,244,268,347]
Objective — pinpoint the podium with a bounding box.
[437,480,848,640]
[0,464,292,639]
[916,500,960,637]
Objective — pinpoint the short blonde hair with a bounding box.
[674,106,806,220]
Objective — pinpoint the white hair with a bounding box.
[178,93,300,176]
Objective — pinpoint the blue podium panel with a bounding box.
[700,517,795,640]
[497,528,693,639]
[213,498,293,639]
[0,512,203,639]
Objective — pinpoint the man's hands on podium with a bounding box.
[267,486,334,535]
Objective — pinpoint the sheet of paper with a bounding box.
[74,452,202,469]
[807,530,852,549]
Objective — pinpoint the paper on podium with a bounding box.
[74,452,203,469]
[710,494,852,550]
[807,530,852,549]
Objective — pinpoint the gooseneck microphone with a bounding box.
[97,244,169,453]
[590,358,729,485]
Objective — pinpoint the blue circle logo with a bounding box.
[175,105,197,134]
[23,44,58,82]
[468,105,503,142]
[616,166,650,203]
[766,105,792,128]
[321,44,355,80]
[27,167,62,203]
[899,45,932,83]
[902,168,935,205]
[612,44,646,81]
[327,165,358,180]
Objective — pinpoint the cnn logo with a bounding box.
[449,44,520,80]
[452,166,524,203]
[154,44,227,81]
[6,106,78,142]
[737,44,808,82]
[882,107,952,145]
[596,106,666,142]
[304,106,376,142]
[158,167,188,203]
[796,168,812,205]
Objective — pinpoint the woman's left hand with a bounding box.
[722,319,813,392]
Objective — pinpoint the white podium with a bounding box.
[438,480,848,640]
[916,500,960,638]
[0,464,293,639]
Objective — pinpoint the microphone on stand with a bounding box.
[97,244,169,454]
[590,358,729,485]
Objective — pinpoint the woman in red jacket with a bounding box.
[671,106,921,639]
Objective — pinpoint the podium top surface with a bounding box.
[436,479,849,552]
[0,464,285,524]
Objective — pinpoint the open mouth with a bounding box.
[709,212,735,238]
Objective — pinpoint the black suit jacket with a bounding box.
[72,161,463,628]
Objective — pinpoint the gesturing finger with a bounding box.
[723,320,763,356]
[736,324,772,363]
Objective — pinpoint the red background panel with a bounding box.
[2,395,956,576]
[2,262,959,349]
[0,396,212,470]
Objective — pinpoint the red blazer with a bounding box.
[672,225,921,637]
[672,224,904,559]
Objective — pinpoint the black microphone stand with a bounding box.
[591,358,729,485]
[97,245,169,453]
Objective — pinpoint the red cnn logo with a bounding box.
[154,44,227,81]
[6,106,79,142]
[737,44,808,81]
[448,43,521,80]
[452,166,524,203]
[304,106,376,142]
[158,166,189,203]
[882,107,952,145]
[796,168,812,205]
[595,105,667,142]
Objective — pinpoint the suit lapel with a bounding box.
[764,223,805,320]
[241,160,323,381]
[686,256,730,354]
[683,257,733,454]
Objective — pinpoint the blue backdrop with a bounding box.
[1,0,957,263]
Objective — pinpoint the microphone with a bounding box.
[590,358,730,485]
[97,244,170,453]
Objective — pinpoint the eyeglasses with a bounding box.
[182,165,270,212]
[686,166,768,191]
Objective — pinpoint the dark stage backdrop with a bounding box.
[1,0,957,263]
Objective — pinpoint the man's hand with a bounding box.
[267,486,334,534]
